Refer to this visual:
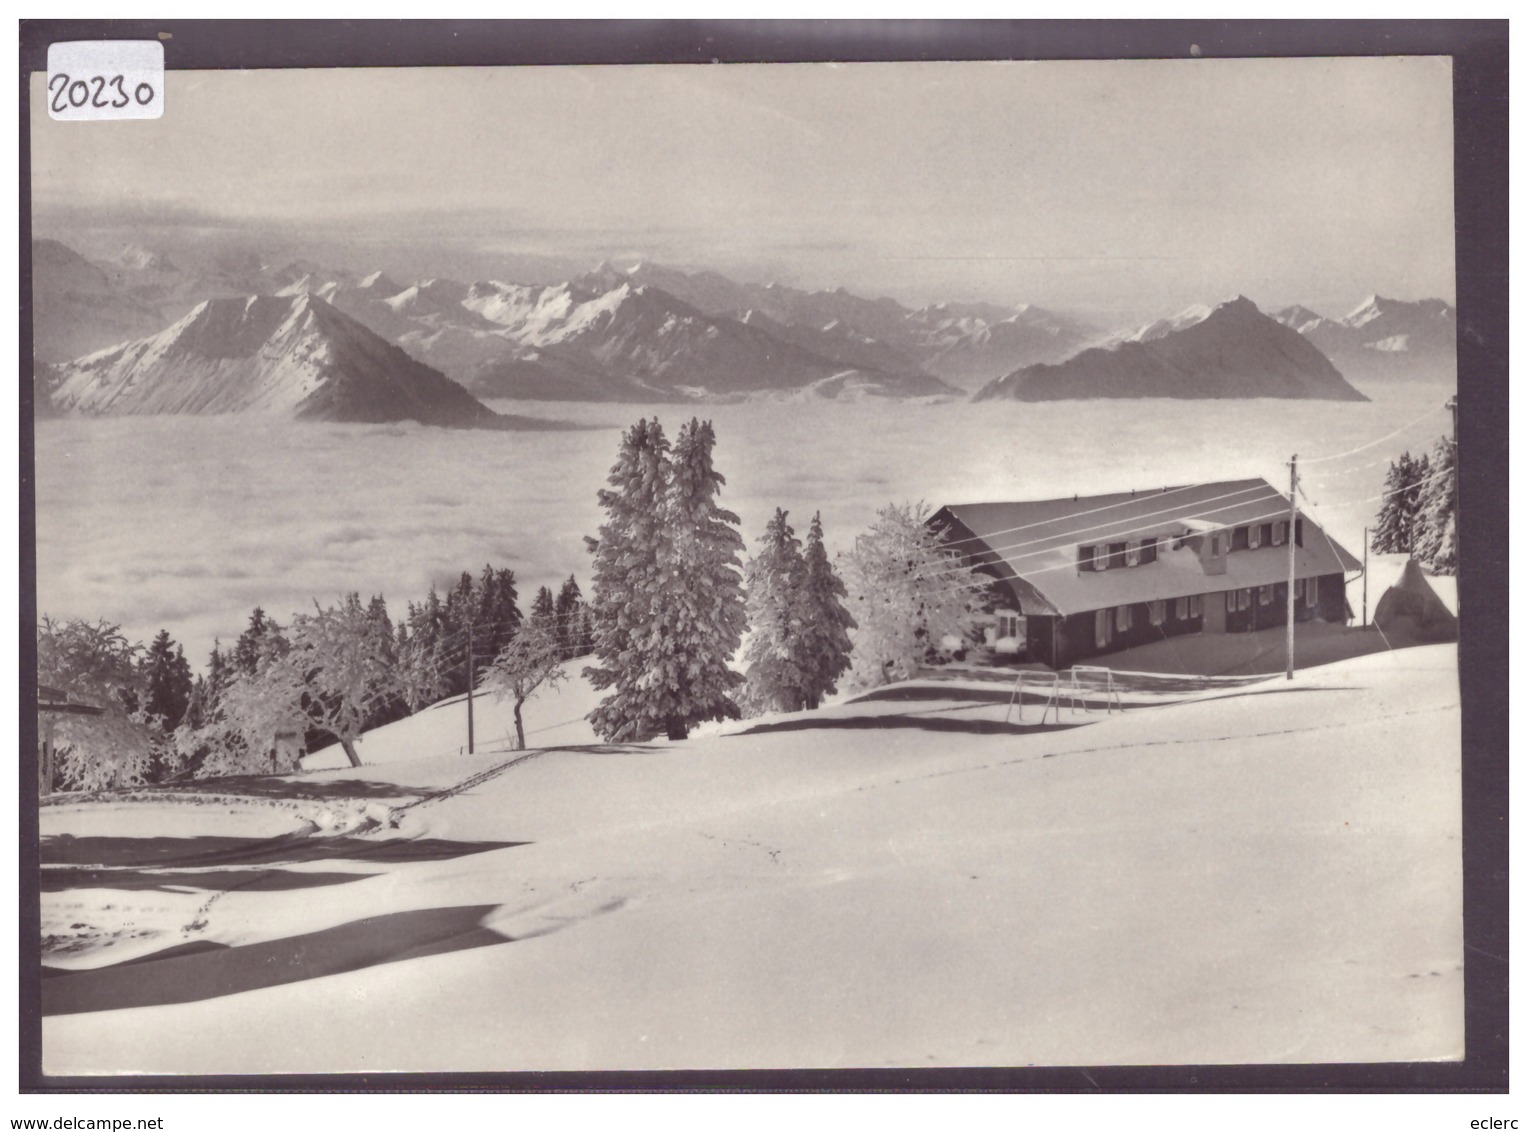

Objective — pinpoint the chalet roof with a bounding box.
[935,478,1362,617]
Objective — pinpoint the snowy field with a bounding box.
[33,376,1455,665]
[40,644,1461,1073]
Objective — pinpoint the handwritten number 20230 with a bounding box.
[48,72,155,113]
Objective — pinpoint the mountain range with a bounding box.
[30,236,1457,418]
[1273,295,1458,382]
[974,296,1368,403]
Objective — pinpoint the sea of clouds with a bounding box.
[34,378,1454,671]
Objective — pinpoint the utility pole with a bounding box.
[1287,455,1298,680]
[1362,526,1369,627]
[466,621,476,755]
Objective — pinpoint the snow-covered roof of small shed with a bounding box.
[934,478,1362,617]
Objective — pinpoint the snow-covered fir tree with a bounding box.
[530,585,557,629]
[840,501,986,691]
[1371,451,1430,554]
[584,418,747,741]
[1413,433,1457,574]
[798,511,855,709]
[741,509,811,715]
[656,418,748,737]
[585,418,675,742]
[555,575,593,660]
[139,629,193,780]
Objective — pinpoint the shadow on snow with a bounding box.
[41,904,513,1016]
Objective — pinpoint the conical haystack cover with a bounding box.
[1373,558,1458,643]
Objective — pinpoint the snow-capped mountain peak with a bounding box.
[46,292,502,427]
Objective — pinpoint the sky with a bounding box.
[31,56,1456,321]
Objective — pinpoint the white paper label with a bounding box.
[46,41,164,121]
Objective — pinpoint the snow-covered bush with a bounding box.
[36,616,153,791]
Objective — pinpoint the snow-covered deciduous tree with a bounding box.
[585,417,747,741]
[36,617,152,792]
[798,511,855,709]
[189,595,417,776]
[741,509,810,715]
[1413,434,1457,575]
[480,618,567,750]
[840,502,986,691]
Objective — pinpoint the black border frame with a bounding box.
[17,18,1509,1094]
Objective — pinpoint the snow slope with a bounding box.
[42,645,1461,1073]
[300,659,602,770]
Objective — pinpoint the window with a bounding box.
[1175,596,1189,620]
[1236,589,1251,611]
[1307,578,1320,608]
[1115,604,1132,632]
[1108,543,1127,569]
[1296,519,1304,547]
[1189,595,1203,618]
[1095,608,1112,649]
[1259,585,1273,606]
[1273,521,1287,546]
[1210,534,1222,557]
[1226,591,1237,614]
[997,613,1022,639]
[1149,600,1165,626]
[1078,545,1095,572]
[1140,537,1158,564]
[1248,524,1262,549]
[1294,577,1305,601]
[1231,526,1249,551]
[1125,540,1140,567]
[1093,545,1108,570]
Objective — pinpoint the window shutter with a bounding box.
[1078,545,1094,572]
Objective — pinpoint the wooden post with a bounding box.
[1287,455,1298,680]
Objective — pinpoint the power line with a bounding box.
[1301,404,1450,465]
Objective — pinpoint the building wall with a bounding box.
[1032,572,1348,669]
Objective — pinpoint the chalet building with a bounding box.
[929,478,1361,670]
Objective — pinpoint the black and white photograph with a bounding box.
[20,21,1506,1093]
